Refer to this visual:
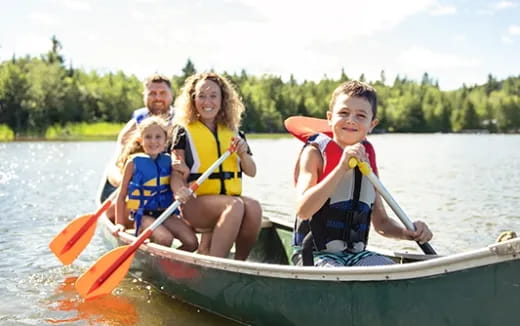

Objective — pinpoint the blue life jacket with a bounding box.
[131,107,174,125]
[126,153,177,234]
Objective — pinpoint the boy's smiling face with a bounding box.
[327,94,378,148]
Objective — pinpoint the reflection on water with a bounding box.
[45,276,138,325]
[0,142,237,325]
[1,135,520,325]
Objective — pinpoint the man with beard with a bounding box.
[107,74,174,188]
[105,74,174,226]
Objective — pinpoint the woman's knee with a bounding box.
[181,235,198,252]
[244,198,262,223]
[222,196,246,219]
[226,196,246,216]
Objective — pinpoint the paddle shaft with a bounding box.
[349,158,437,255]
[60,189,118,255]
[87,149,233,295]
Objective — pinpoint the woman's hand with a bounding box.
[172,159,190,179]
[232,136,249,157]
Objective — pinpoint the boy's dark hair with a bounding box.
[144,73,172,90]
[329,80,378,119]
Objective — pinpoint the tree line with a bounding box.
[1,37,519,137]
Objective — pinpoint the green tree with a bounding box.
[182,58,196,79]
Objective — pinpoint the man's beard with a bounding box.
[149,102,168,115]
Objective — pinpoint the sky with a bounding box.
[1,0,519,90]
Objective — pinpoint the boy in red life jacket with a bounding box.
[293,81,433,267]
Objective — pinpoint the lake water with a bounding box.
[1,134,520,325]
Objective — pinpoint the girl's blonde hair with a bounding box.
[116,116,171,171]
[172,72,245,131]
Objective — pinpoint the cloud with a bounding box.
[398,46,480,70]
[495,1,517,10]
[62,0,91,11]
[5,34,52,58]
[477,1,517,14]
[28,12,57,25]
[509,24,520,35]
[429,3,457,16]
[49,0,92,11]
[234,0,437,42]
[501,35,514,44]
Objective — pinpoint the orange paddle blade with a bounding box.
[284,116,332,142]
[49,213,99,265]
[75,245,135,300]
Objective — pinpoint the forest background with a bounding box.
[1,37,519,141]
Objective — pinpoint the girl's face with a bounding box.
[327,94,378,148]
[193,79,222,125]
[140,124,167,158]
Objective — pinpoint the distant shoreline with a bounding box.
[3,131,520,142]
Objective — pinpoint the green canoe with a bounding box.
[97,180,520,326]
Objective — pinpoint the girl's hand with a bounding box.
[175,185,195,203]
[232,136,249,157]
[340,143,367,170]
[112,223,125,236]
[172,159,190,178]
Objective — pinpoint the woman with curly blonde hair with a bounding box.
[171,73,262,260]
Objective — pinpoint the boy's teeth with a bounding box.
[204,107,212,112]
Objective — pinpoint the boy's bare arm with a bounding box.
[296,146,342,219]
[371,194,433,243]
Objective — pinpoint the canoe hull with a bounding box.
[97,180,520,325]
[99,215,520,326]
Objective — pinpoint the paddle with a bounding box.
[348,158,437,255]
[75,146,236,300]
[284,116,332,141]
[50,190,119,265]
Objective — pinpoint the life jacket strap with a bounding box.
[131,190,161,236]
[187,171,242,182]
[345,167,362,250]
[301,232,316,266]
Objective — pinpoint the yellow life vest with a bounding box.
[185,121,242,196]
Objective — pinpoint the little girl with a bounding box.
[114,116,197,251]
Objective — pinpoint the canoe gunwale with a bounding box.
[99,214,520,282]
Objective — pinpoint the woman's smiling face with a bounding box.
[194,79,222,125]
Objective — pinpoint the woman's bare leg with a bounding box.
[182,195,244,258]
[235,196,262,260]
[198,232,212,255]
